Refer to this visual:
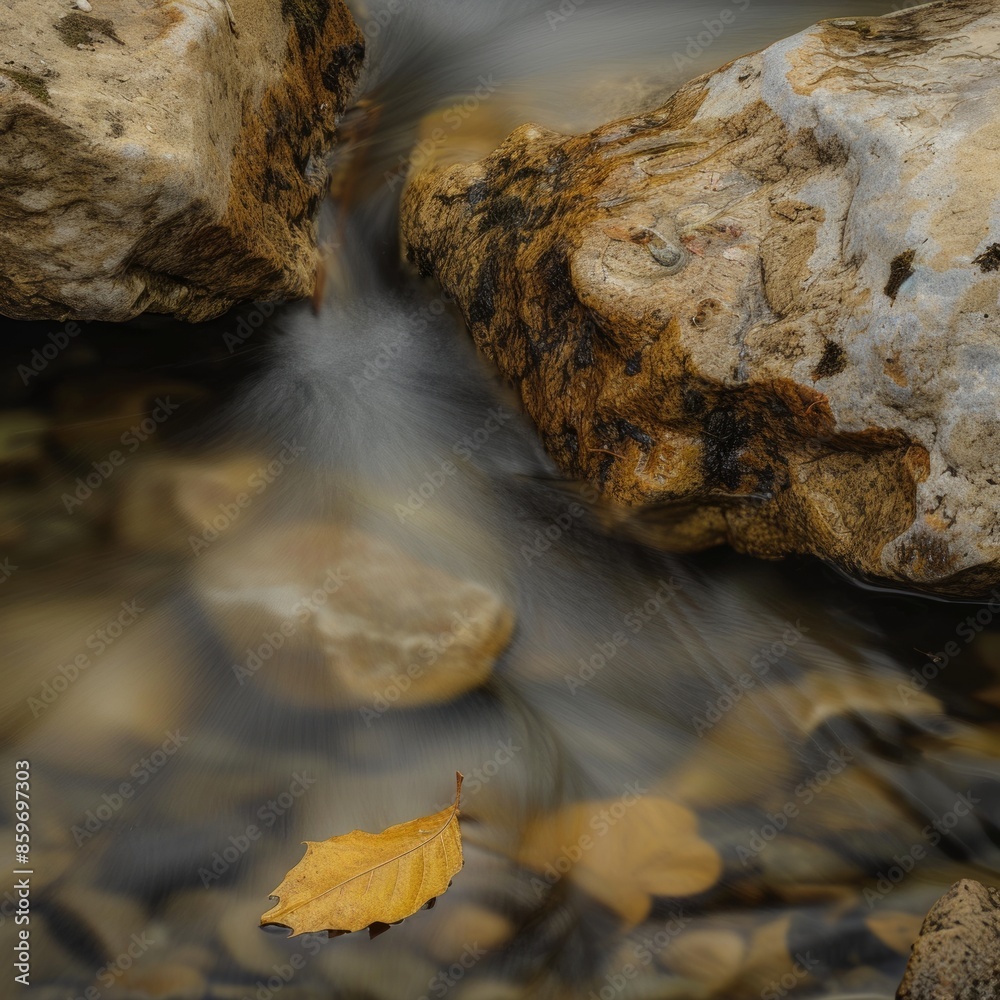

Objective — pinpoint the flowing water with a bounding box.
[5,1,1000,999]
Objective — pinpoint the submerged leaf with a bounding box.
[518,794,721,927]
[261,774,464,937]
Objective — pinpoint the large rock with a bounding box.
[896,879,1000,999]
[401,0,1000,595]
[0,0,363,322]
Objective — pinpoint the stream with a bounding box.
[4,1,1000,998]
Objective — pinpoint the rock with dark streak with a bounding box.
[0,0,363,322]
[401,0,1000,596]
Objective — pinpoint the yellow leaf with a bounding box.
[261,774,464,937]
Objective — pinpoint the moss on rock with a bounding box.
[0,69,51,104]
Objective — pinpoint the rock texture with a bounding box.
[0,0,363,322]
[401,0,1000,595]
[896,879,1000,999]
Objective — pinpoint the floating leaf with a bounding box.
[261,774,464,937]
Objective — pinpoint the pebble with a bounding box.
[76,0,93,10]
[46,884,150,960]
[866,911,924,956]
[216,892,289,975]
[0,410,48,467]
[732,915,801,1000]
[662,929,747,990]
[452,982,523,1000]
[109,963,206,999]
[17,605,195,779]
[114,452,272,553]
[423,904,514,963]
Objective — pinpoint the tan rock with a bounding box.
[110,963,206,1000]
[897,879,1000,999]
[401,0,1000,596]
[733,916,816,1000]
[194,521,514,709]
[757,838,861,898]
[4,584,195,775]
[0,410,48,468]
[0,0,363,321]
[868,911,925,956]
[114,451,283,553]
[421,904,514,964]
[662,929,747,991]
[665,672,941,810]
[216,890,291,975]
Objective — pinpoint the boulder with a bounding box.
[401,0,1000,595]
[0,0,363,322]
[897,879,1000,999]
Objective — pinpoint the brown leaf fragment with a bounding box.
[261,774,464,937]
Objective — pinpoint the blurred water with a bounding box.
[5,1,1000,999]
